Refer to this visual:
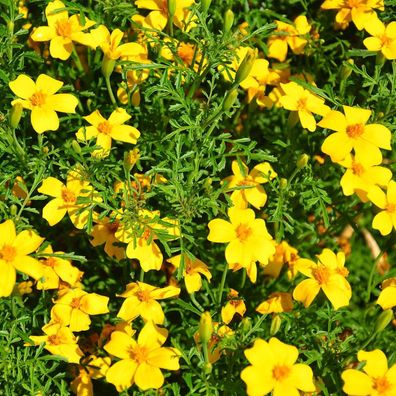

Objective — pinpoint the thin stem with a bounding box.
[72,46,85,74]
[217,262,228,305]
[105,76,117,107]
[190,292,204,312]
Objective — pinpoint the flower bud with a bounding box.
[203,362,212,374]
[131,89,141,107]
[240,317,252,333]
[234,50,256,86]
[270,314,282,336]
[199,311,213,344]
[374,309,393,333]
[222,89,238,111]
[102,56,116,79]
[10,204,17,216]
[10,102,23,129]
[340,59,354,80]
[223,9,234,34]
[297,154,309,169]
[201,0,211,13]
[279,178,288,189]
[71,139,82,154]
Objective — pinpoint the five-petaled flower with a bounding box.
[364,17,396,60]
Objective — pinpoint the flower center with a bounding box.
[61,188,76,204]
[177,43,195,66]
[313,266,330,285]
[137,289,151,302]
[70,297,81,309]
[351,162,364,176]
[346,123,364,138]
[336,267,349,277]
[236,223,252,242]
[44,257,57,267]
[30,91,46,107]
[386,203,396,213]
[129,346,148,364]
[297,97,308,110]
[98,121,112,135]
[0,245,17,262]
[381,34,391,46]
[47,334,61,345]
[347,0,363,7]
[237,178,255,187]
[373,376,391,393]
[272,365,290,381]
[56,19,73,38]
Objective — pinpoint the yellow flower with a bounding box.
[267,16,312,62]
[279,82,330,132]
[207,207,275,268]
[9,74,78,133]
[293,248,352,309]
[319,105,391,163]
[117,281,180,324]
[37,245,81,290]
[339,153,392,197]
[241,337,316,396]
[342,349,396,395]
[377,277,396,309]
[167,254,211,294]
[104,321,180,391]
[364,17,396,60]
[221,289,246,324]
[38,169,101,229]
[367,181,396,235]
[30,0,96,60]
[223,160,277,209]
[0,219,44,297]
[256,292,294,314]
[28,325,83,363]
[321,0,384,30]
[76,108,140,158]
[52,288,109,332]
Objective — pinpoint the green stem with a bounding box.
[11,128,26,162]
[217,262,228,305]
[190,292,204,312]
[105,76,117,107]
[139,268,145,282]
[365,250,384,303]
[72,46,85,74]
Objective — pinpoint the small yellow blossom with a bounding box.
[377,277,396,309]
[241,337,316,396]
[9,74,78,133]
[117,281,180,324]
[256,292,294,314]
[342,349,396,395]
[0,219,44,297]
[104,321,180,391]
[293,249,352,309]
[364,18,396,60]
[367,181,396,235]
[221,289,246,324]
[31,0,96,60]
[319,105,391,163]
[15,281,33,296]
[223,160,277,209]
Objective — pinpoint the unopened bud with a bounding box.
[131,89,141,107]
[279,178,288,189]
[203,362,212,374]
[340,59,354,80]
[297,154,309,169]
[10,205,17,216]
[71,139,81,154]
[102,56,116,79]
[240,317,252,333]
[199,311,213,344]
[234,50,256,86]
[201,0,211,13]
[168,0,176,17]
[10,102,23,129]
[270,314,282,336]
[223,89,238,111]
[374,309,393,333]
[223,9,234,34]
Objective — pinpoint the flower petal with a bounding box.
[42,198,68,226]
[106,359,137,392]
[31,108,59,133]
[49,94,78,113]
[0,261,16,297]
[36,74,63,95]
[9,75,36,99]
[134,363,164,390]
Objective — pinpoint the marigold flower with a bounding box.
[279,82,330,132]
[207,207,275,268]
[221,289,246,324]
[241,337,316,396]
[52,288,109,332]
[167,254,211,294]
[319,105,391,163]
[9,74,78,133]
[367,181,396,235]
[364,17,396,60]
[256,292,294,314]
[0,219,44,297]
[321,0,384,30]
[30,0,96,60]
[223,160,277,209]
[342,349,396,395]
[377,277,396,309]
[104,321,180,391]
[267,16,311,62]
[38,169,101,229]
[117,281,180,324]
[293,249,352,309]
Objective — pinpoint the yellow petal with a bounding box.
[0,219,16,245]
[185,272,202,293]
[69,308,91,331]
[147,347,180,370]
[364,36,382,51]
[321,132,352,162]
[358,349,388,377]
[42,198,67,226]
[298,109,316,132]
[317,110,346,132]
[9,75,36,99]
[38,177,64,197]
[343,105,371,125]
[80,293,109,315]
[14,230,44,255]
[31,26,56,42]
[372,210,393,235]
[0,261,16,297]
[49,94,78,113]
[321,275,351,309]
[342,369,373,395]
[241,365,274,396]
[108,108,131,125]
[36,74,63,95]
[363,124,391,150]
[377,285,396,309]
[46,0,68,28]
[117,297,141,322]
[293,278,320,307]
[244,186,267,209]
[268,38,288,62]
[49,36,73,60]
[207,219,235,243]
[13,256,44,280]
[31,107,59,133]
[110,125,140,144]
[140,300,165,324]
[106,359,137,392]
[134,363,164,390]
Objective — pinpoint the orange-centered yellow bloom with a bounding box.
[342,349,396,395]
[223,160,277,209]
[279,82,330,132]
[117,281,180,324]
[104,321,180,391]
[9,74,78,133]
[364,18,396,60]
[320,0,384,30]
[221,289,246,324]
[241,337,316,396]
[207,207,275,268]
[319,105,391,163]
[0,220,44,297]
[293,248,352,309]
[76,108,140,158]
[256,292,294,314]
[30,0,96,60]
[367,181,396,236]
[377,277,396,309]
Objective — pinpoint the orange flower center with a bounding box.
[61,188,76,204]
[351,162,364,176]
[30,91,46,107]
[142,228,152,240]
[381,34,391,46]
[177,44,195,66]
[56,19,73,38]
[237,178,255,187]
[47,334,61,345]
[346,123,364,138]
[347,0,364,7]
[373,376,391,393]
[236,223,252,242]
[44,257,57,267]
[129,345,148,364]
[272,365,290,381]
[386,203,396,213]
[297,97,308,110]
[136,289,151,302]
[0,244,17,262]
[313,266,330,285]
[97,121,112,135]
[159,0,169,15]
[70,297,81,309]
[336,267,349,277]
